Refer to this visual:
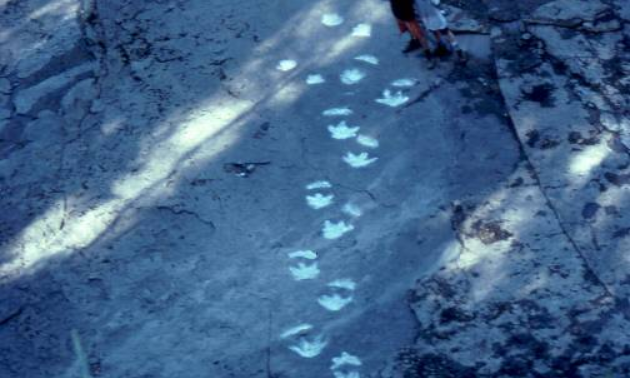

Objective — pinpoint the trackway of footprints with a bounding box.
[276,11,415,378]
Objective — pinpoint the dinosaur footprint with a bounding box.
[356,135,379,149]
[307,74,326,85]
[340,69,366,85]
[307,193,335,209]
[306,180,332,190]
[354,55,379,65]
[288,250,320,280]
[289,334,329,358]
[331,351,363,378]
[322,220,354,239]
[343,152,378,168]
[318,294,353,311]
[277,60,297,71]
[351,24,372,37]
[376,90,409,107]
[318,278,357,311]
[322,13,344,27]
[328,121,360,140]
[323,107,353,117]
[281,324,313,339]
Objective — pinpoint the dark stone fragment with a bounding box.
[526,130,540,148]
[471,220,513,245]
[223,161,270,177]
[539,138,560,149]
[509,177,524,187]
[522,83,556,107]
[569,132,600,146]
[603,131,624,153]
[582,203,600,220]
[451,203,467,231]
[509,53,544,73]
[190,178,214,186]
[597,343,617,363]
[253,121,271,139]
[575,334,598,350]
[604,172,630,186]
[568,131,582,144]
[439,307,475,324]
[613,228,630,239]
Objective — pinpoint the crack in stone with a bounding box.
[0,306,23,326]
[398,80,444,111]
[154,205,216,229]
[330,181,394,209]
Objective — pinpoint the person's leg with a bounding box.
[401,20,427,53]
[444,29,460,50]
[409,22,437,69]
[431,29,450,57]
[406,21,430,50]
[443,28,467,62]
[397,19,408,34]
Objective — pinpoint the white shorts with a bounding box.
[415,0,448,31]
[422,11,447,31]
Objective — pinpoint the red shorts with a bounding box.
[396,19,426,41]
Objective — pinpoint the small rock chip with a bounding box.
[582,203,600,219]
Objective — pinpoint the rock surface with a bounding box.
[0,0,629,377]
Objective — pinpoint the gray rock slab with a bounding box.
[494,5,630,302]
